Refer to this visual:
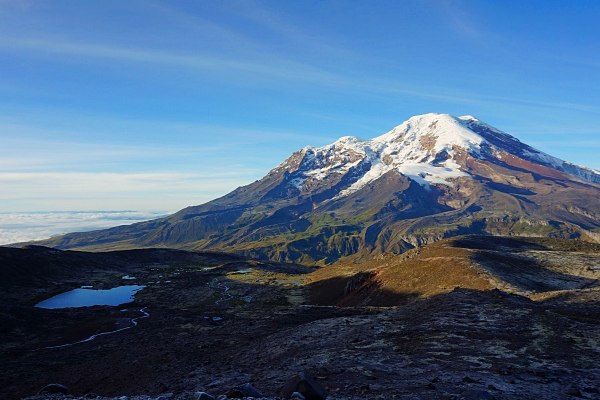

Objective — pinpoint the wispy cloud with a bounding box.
[3,34,599,117]
[0,135,223,171]
[220,0,356,60]
[140,0,267,55]
[0,116,336,174]
[0,171,257,212]
[433,0,487,43]
[0,111,330,142]
[0,36,343,85]
[0,171,253,192]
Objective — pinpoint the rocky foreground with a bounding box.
[2,237,599,400]
[13,287,600,400]
[26,372,327,400]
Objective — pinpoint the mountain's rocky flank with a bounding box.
[29,114,600,264]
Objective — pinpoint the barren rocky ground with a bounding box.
[1,236,599,399]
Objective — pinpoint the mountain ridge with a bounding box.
[24,113,600,263]
[275,113,599,196]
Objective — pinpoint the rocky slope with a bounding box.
[30,114,600,263]
[3,236,600,400]
[308,235,600,307]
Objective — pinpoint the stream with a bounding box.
[209,278,232,305]
[40,307,150,350]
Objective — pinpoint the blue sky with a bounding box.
[1,0,599,212]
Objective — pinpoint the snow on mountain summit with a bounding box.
[275,113,600,197]
[373,113,484,155]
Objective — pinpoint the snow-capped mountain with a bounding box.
[31,113,600,264]
[274,113,599,198]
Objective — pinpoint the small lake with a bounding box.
[233,270,252,274]
[35,285,145,309]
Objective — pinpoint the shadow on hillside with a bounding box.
[307,272,420,307]
[448,235,549,252]
[444,235,599,293]
[306,235,600,307]
[471,250,598,292]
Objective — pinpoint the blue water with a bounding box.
[35,285,145,309]
[234,270,252,274]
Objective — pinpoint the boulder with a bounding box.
[280,371,327,400]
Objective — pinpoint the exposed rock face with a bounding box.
[30,114,600,264]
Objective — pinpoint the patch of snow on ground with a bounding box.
[288,177,306,189]
[397,160,468,189]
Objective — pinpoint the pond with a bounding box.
[35,285,145,309]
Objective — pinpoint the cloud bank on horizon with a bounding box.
[0,210,167,245]
[1,0,599,212]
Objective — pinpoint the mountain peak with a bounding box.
[277,113,600,197]
[374,112,484,156]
